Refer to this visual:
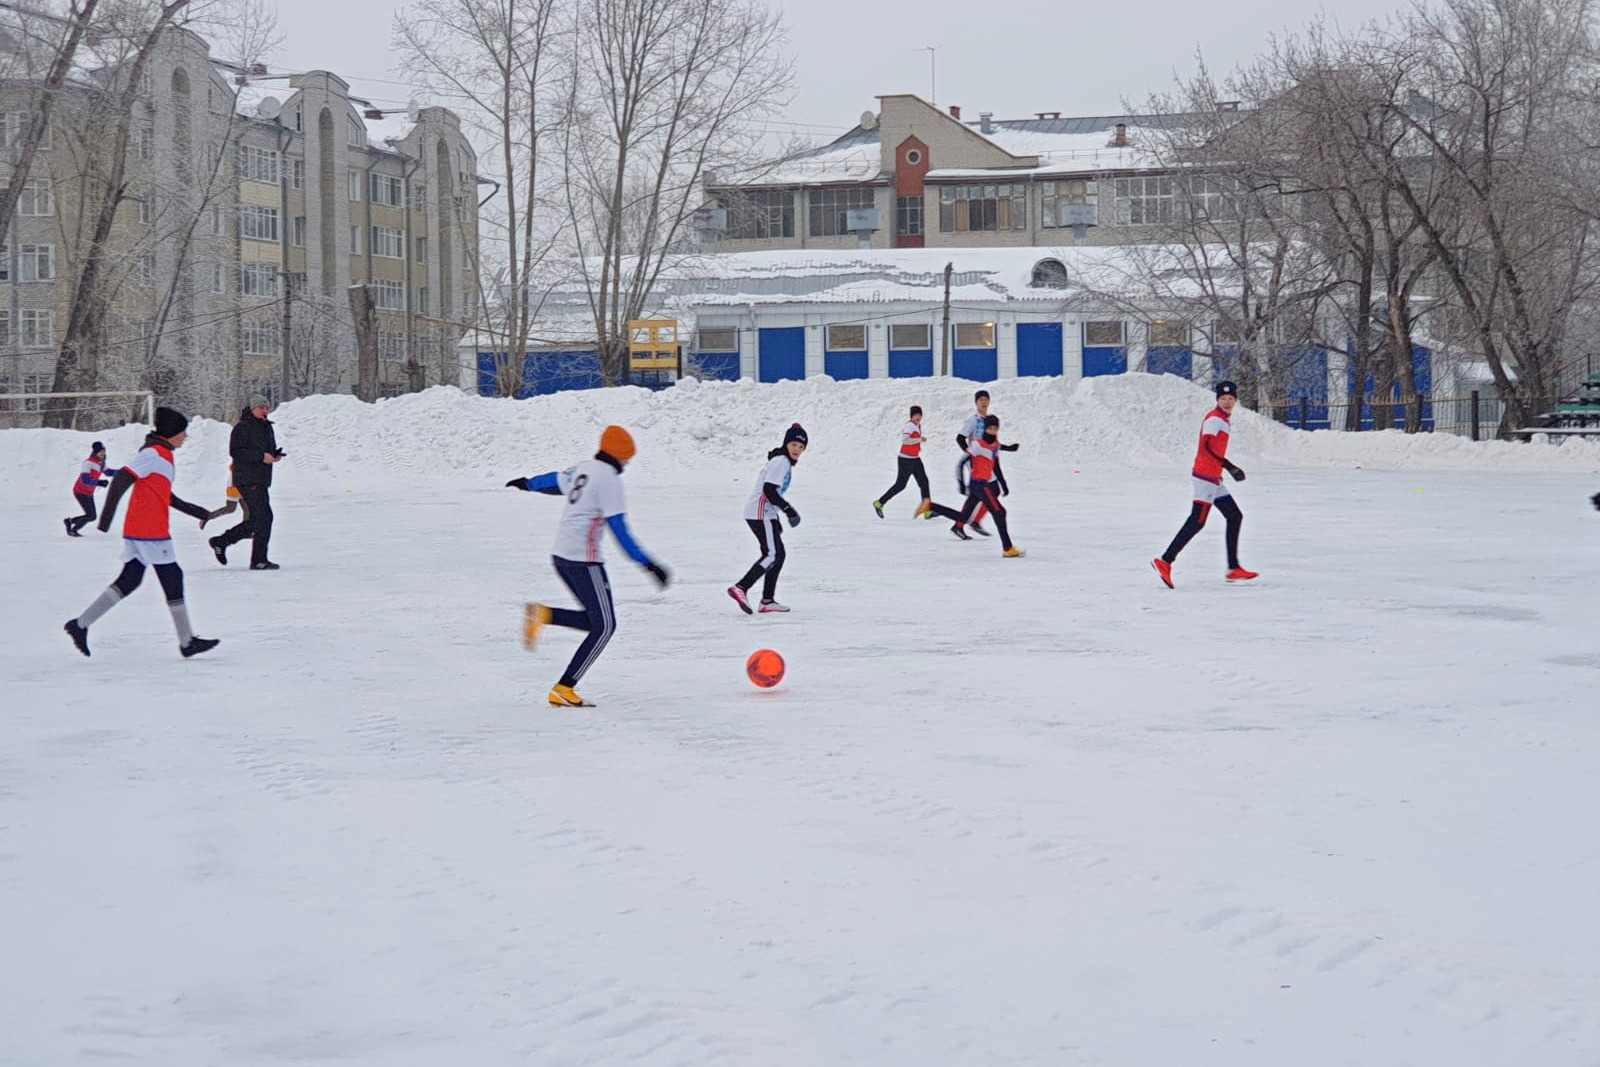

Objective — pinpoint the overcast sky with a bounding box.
[266,0,1408,144]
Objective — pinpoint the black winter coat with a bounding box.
[230,409,280,488]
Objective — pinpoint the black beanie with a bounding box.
[90,440,105,454]
[154,406,188,439]
[783,423,808,448]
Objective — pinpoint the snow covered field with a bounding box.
[3,376,1599,1066]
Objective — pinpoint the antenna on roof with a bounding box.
[915,46,937,105]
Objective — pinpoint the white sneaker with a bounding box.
[758,600,790,613]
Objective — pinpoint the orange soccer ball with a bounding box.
[746,648,785,689]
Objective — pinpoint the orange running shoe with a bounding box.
[1225,567,1259,582]
[1151,558,1174,589]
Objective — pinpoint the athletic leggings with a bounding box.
[879,456,931,507]
[548,557,616,687]
[114,558,186,601]
[735,518,786,602]
[957,480,1013,551]
[1162,497,1243,570]
[955,454,989,524]
[67,494,97,533]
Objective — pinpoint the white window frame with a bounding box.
[349,225,362,254]
[889,323,931,350]
[825,324,866,351]
[292,216,306,247]
[378,331,407,363]
[238,145,280,185]
[137,126,155,161]
[137,191,154,225]
[416,286,428,314]
[370,226,405,259]
[0,309,9,347]
[1084,320,1125,347]
[241,320,278,356]
[19,244,55,283]
[695,327,738,352]
[291,159,304,190]
[349,116,367,148]
[209,204,226,236]
[953,322,996,349]
[0,243,8,282]
[239,263,279,297]
[415,236,427,262]
[240,205,279,242]
[370,173,404,207]
[373,279,405,310]
[18,179,54,217]
[19,309,54,348]
[137,253,156,287]
[349,170,363,202]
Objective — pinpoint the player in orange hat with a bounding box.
[505,424,670,707]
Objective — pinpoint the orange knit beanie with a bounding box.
[599,425,636,464]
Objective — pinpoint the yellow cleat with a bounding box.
[548,684,593,708]
[914,499,933,518]
[1003,546,1026,558]
[523,603,551,650]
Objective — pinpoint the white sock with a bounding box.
[167,599,195,644]
[77,587,123,627]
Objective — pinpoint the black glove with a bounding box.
[1591,491,1600,512]
[956,434,968,451]
[784,507,801,528]
[998,479,1010,497]
[505,477,528,490]
[1226,464,1246,483]
[271,449,286,458]
[644,562,671,589]
[1000,442,1019,453]
[97,479,109,487]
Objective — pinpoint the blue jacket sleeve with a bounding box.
[606,513,654,567]
[526,471,562,495]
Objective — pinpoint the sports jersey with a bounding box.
[968,434,1001,482]
[1191,406,1232,484]
[550,458,628,563]
[122,442,179,540]
[744,454,793,521]
[960,412,986,446]
[74,456,106,496]
[898,421,925,458]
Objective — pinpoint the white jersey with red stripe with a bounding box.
[743,454,794,522]
[898,421,925,458]
[1191,406,1232,484]
[122,442,178,541]
[74,456,105,495]
[551,458,627,563]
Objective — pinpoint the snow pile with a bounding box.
[4,375,1597,504]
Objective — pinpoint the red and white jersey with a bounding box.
[1191,406,1232,484]
[551,458,627,563]
[898,421,925,458]
[967,434,1001,483]
[74,456,105,496]
[743,454,794,522]
[122,442,178,541]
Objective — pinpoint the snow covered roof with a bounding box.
[725,126,885,187]
[930,124,1158,178]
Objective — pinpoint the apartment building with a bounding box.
[705,94,1201,254]
[0,21,480,418]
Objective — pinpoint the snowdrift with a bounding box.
[4,375,1597,502]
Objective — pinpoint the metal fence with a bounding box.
[1262,393,1572,440]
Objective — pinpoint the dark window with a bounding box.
[721,189,793,239]
[808,186,876,237]
[1030,259,1068,289]
[896,195,923,237]
[937,184,1026,232]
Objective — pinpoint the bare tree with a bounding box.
[0,0,103,236]
[395,0,566,398]
[561,0,792,384]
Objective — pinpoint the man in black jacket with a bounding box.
[209,394,284,570]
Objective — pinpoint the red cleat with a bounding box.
[1151,558,1174,589]
[1225,567,1259,582]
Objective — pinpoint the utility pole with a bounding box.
[940,262,953,376]
[279,271,293,402]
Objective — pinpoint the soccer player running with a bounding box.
[872,405,934,519]
[954,390,994,536]
[64,407,220,658]
[63,441,118,537]
[729,423,806,614]
[508,425,671,708]
[1151,380,1258,588]
[951,414,1023,556]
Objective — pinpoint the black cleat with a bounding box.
[950,523,971,541]
[249,561,280,571]
[209,536,228,566]
[64,518,81,538]
[64,619,90,657]
[970,521,991,537]
[180,636,220,658]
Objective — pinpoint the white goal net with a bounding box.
[0,390,156,431]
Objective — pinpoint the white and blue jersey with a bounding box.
[744,454,794,522]
[521,458,655,568]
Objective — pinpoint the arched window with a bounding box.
[1030,258,1068,289]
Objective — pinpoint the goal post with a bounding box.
[0,390,156,431]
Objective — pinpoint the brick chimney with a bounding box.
[1113,122,1128,147]
[948,104,961,120]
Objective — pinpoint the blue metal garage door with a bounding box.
[1016,323,1063,377]
[758,327,806,383]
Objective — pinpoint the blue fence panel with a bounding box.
[889,350,934,378]
[1082,346,1127,378]
[824,350,869,380]
[1146,345,1193,379]
[758,327,806,382]
[1348,345,1434,429]
[953,348,998,382]
[1016,323,1064,377]
[478,351,603,397]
